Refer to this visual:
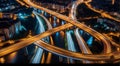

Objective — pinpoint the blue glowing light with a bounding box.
[44,12,47,16]
[53,16,56,20]
[31,11,47,63]
[15,24,19,34]
[105,27,109,30]
[21,25,27,31]
[5,7,9,10]
[18,13,24,19]
[66,31,76,52]
[53,22,57,27]
[87,36,93,46]
[79,30,83,35]
[0,9,1,11]
[94,25,98,28]
[61,20,65,25]
[18,13,28,19]
[55,32,59,37]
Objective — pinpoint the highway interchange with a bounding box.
[0,0,120,63]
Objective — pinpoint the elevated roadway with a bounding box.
[23,0,112,54]
[1,0,120,63]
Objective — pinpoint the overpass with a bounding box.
[23,0,112,54]
[1,0,120,63]
[84,0,120,22]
